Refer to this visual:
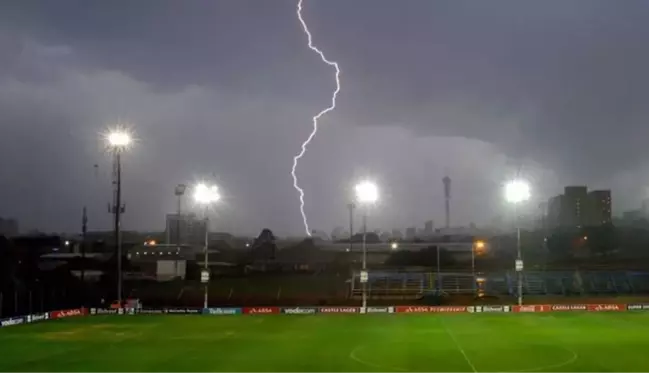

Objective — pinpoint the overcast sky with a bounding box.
[2,0,649,236]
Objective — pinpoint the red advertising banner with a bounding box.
[50,308,88,319]
[550,304,587,311]
[587,304,625,312]
[242,307,280,315]
[512,305,551,313]
[395,306,467,313]
[319,307,359,313]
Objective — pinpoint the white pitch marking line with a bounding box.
[442,323,478,373]
[349,345,408,372]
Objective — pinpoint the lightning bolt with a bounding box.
[292,0,341,237]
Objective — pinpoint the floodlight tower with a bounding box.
[354,180,379,310]
[504,179,531,306]
[193,182,221,309]
[106,130,131,306]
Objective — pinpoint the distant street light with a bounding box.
[354,180,379,311]
[106,129,132,307]
[504,179,531,306]
[193,182,221,310]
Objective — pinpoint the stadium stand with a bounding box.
[484,270,649,296]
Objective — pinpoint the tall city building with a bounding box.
[587,190,612,225]
[443,176,451,229]
[563,186,588,227]
[545,186,612,228]
[165,213,207,247]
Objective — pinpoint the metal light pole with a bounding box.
[348,202,355,252]
[504,179,530,307]
[114,151,122,305]
[193,182,220,310]
[106,130,131,307]
[361,209,367,309]
[516,206,523,306]
[354,181,378,311]
[203,207,209,309]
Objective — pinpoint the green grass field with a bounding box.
[1,313,649,371]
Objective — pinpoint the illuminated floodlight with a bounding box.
[193,183,220,205]
[355,181,379,204]
[107,131,132,148]
[474,241,485,249]
[391,242,399,250]
[504,180,531,204]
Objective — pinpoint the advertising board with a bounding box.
[50,308,87,319]
[469,305,511,313]
[91,308,120,315]
[550,304,587,311]
[26,313,49,323]
[164,308,201,314]
[319,307,359,313]
[0,316,25,327]
[138,308,164,314]
[203,308,242,315]
[627,304,649,311]
[512,305,551,313]
[365,307,394,313]
[282,307,317,315]
[587,304,625,312]
[395,306,466,313]
[243,307,281,314]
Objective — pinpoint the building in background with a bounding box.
[587,190,612,225]
[620,198,649,226]
[537,202,548,229]
[545,186,611,228]
[391,229,403,240]
[0,217,19,237]
[165,213,207,247]
[642,198,649,216]
[310,230,330,241]
[424,220,434,234]
[563,186,588,227]
[330,227,347,241]
[405,227,417,240]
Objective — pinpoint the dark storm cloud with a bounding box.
[1,0,648,234]
[308,0,649,181]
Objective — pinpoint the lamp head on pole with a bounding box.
[355,181,379,205]
[504,179,531,204]
[193,183,220,205]
[175,184,187,196]
[104,127,134,154]
[107,131,131,148]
